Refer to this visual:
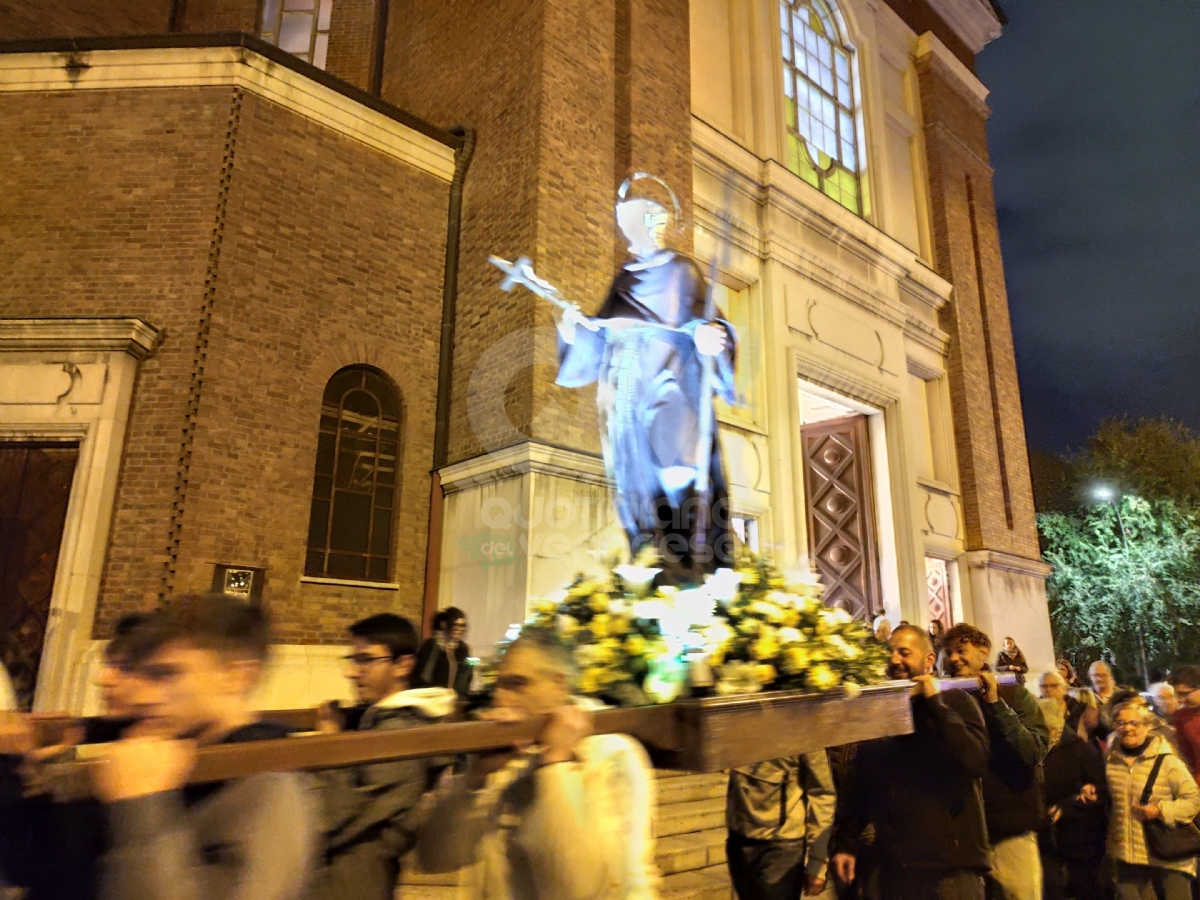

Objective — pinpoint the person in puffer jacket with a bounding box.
[1106,698,1200,900]
[308,613,458,900]
[725,753,836,900]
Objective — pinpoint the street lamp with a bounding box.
[1089,484,1148,681]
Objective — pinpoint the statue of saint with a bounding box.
[551,176,738,583]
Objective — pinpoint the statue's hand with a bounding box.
[695,322,728,357]
[556,304,585,345]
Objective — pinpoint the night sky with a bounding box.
[976,0,1200,452]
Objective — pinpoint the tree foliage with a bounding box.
[1040,495,1200,687]
[1032,417,1200,513]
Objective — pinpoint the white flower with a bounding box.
[614,564,661,593]
[704,567,743,602]
[778,627,804,645]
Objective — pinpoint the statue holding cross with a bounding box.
[490,174,738,584]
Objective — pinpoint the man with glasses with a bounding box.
[418,628,659,900]
[1169,666,1200,778]
[309,613,457,900]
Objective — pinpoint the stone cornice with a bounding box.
[0,44,457,181]
[915,32,991,119]
[903,312,950,355]
[965,548,1053,579]
[440,440,608,493]
[691,119,954,324]
[924,0,1003,55]
[0,317,161,359]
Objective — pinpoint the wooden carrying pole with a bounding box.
[36,674,1015,785]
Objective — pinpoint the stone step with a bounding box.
[656,797,726,837]
[656,772,727,806]
[655,827,728,875]
[660,864,733,900]
[394,887,459,900]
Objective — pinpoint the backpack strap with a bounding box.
[1140,753,1167,807]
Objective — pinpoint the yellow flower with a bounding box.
[578,668,601,695]
[590,592,610,612]
[808,664,840,691]
[558,615,580,639]
[591,613,610,637]
[781,607,800,628]
[784,645,810,672]
[737,617,761,636]
[752,630,779,660]
[568,580,597,599]
[754,664,778,684]
[610,615,630,636]
[709,646,727,667]
[625,635,647,657]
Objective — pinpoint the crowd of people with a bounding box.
[2,596,1200,900]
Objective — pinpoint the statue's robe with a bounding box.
[556,249,738,582]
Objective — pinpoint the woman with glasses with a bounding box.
[414,607,472,696]
[1105,698,1200,900]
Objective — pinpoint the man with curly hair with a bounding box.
[945,623,1050,900]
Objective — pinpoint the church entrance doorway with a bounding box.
[800,393,883,621]
[0,442,79,710]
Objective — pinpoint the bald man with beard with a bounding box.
[831,625,991,900]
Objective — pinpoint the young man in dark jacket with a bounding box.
[945,623,1050,900]
[832,624,991,900]
[92,594,319,900]
[308,613,457,900]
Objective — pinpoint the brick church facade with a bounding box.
[0,0,1048,725]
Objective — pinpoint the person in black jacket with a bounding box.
[414,607,472,696]
[945,623,1050,900]
[832,624,991,900]
[1036,699,1108,900]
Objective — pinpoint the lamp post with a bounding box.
[1090,485,1150,684]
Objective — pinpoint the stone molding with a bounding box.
[440,441,608,494]
[692,120,953,322]
[964,548,1052,579]
[0,317,160,359]
[915,32,991,118]
[923,0,1003,55]
[0,46,456,181]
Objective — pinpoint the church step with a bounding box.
[655,797,726,837]
[660,864,733,900]
[656,772,727,806]
[656,827,728,875]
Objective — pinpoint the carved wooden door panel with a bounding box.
[801,415,882,620]
[0,443,79,710]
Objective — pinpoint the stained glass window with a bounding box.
[305,366,401,582]
[259,0,333,70]
[780,0,861,215]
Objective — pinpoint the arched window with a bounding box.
[305,366,401,582]
[781,0,861,215]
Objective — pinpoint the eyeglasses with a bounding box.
[342,654,394,668]
[1115,720,1148,730]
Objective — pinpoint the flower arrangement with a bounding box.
[487,551,888,706]
[704,554,888,695]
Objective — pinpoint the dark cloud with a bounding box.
[977,0,1200,451]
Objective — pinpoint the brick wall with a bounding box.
[0,0,170,38]
[916,51,1040,560]
[384,0,693,466]
[0,84,450,641]
[324,0,376,91]
[178,0,260,34]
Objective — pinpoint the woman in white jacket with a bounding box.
[1106,699,1200,900]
